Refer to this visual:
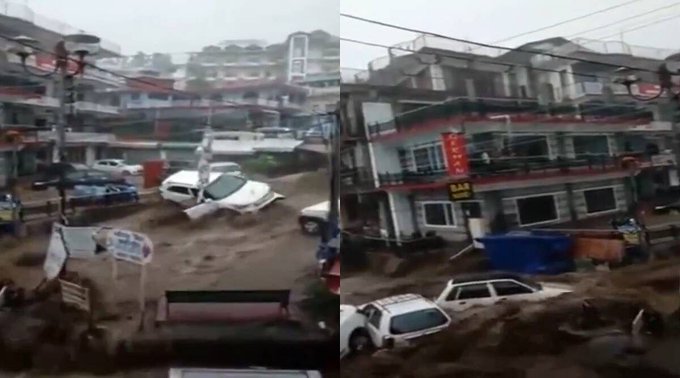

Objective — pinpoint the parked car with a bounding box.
[340,293,451,359]
[159,170,284,213]
[70,184,139,206]
[32,169,126,191]
[209,161,243,176]
[91,159,143,176]
[434,272,572,312]
[299,201,329,235]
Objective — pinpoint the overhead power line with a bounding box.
[490,0,644,44]
[0,32,332,116]
[340,37,609,82]
[340,13,658,73]
[594,11,680,40]
[563,1,680,39]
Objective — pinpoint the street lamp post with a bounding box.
[5,33,101,222]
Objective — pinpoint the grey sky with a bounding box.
[26,0,339,56]
[341,0,680,70]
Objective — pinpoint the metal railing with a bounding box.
[378,154,650,186]
[18,188,158,222]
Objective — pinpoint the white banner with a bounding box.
[61,226,101,259]
[43,223,67,279]
[107,229,153,265]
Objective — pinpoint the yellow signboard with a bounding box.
[448,181,474,202]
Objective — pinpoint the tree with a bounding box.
[151,53,175,74]
[130,52,146,68]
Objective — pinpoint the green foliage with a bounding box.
[242,154,281,175]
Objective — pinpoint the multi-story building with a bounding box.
[179,30,339,89]
[0,0,122,181]
[340,36,678,245]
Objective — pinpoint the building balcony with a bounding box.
[340,167,375,192]
[562,81,633,100]
[0,0,121,55]
[377,154,661,190]
[122,97,303,111]
[307,86,340,96]
[367,98,540,137]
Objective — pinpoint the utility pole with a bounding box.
[196,105,213,203]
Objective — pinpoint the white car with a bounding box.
[340,294,451,359]
[209,161,243,176]
[299,201,329,235]
[159,170,284,213]
[92,159,143,176]
[298,200,342,235]
[434,272,572,312]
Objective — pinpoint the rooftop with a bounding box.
[372,293,437,315]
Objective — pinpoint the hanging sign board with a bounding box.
[107,229,153,265]
[441,133,470,176]
[43,223,67,279]
[448,181,474,202]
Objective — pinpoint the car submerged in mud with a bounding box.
[159,170,284,215]
[340,294,451,359]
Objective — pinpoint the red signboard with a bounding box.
[441,132,469,176]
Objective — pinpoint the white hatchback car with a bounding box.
[92,159,143,176]
[434,272,572,312]
[159,170,284,213]
[340,294,451,359]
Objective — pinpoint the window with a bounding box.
[516,195,558,226]
[368,309,382,329]
[445,287,460,301]
[503,135,549,159]
[130,93,140,100]
[291,37,307,58]
[389,309,448,335]
[204,174,247,200]
[573,135,609,158]
[167,186,192,195]
[422,202,456,227]
[291,60,304,74]
[412,143,445,172]
[584,187,617,214]
[492,281,534,296]
[456,283,491,300]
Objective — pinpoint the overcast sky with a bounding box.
[26,0,339,56]
[341,0,680,70]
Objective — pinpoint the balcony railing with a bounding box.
[378,154,653,187]
[367,98,539,137]
[563,82,633,99]
[340,167,375,191]
[123,97,303,110]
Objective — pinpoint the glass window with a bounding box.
[291,60,304,74]
[167,186,191,195]
[573,135,610,158]
[368,309,382,329]
[584,187,616,214]
[422,202,456,227]
[456,283,491,300]
[516,195,558,226]
[412,144,445,172]
[503,135,549,159]
[445,287,460,301]
[204,174,247,200]
[492,281,534,296]
[389,308,448,335]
